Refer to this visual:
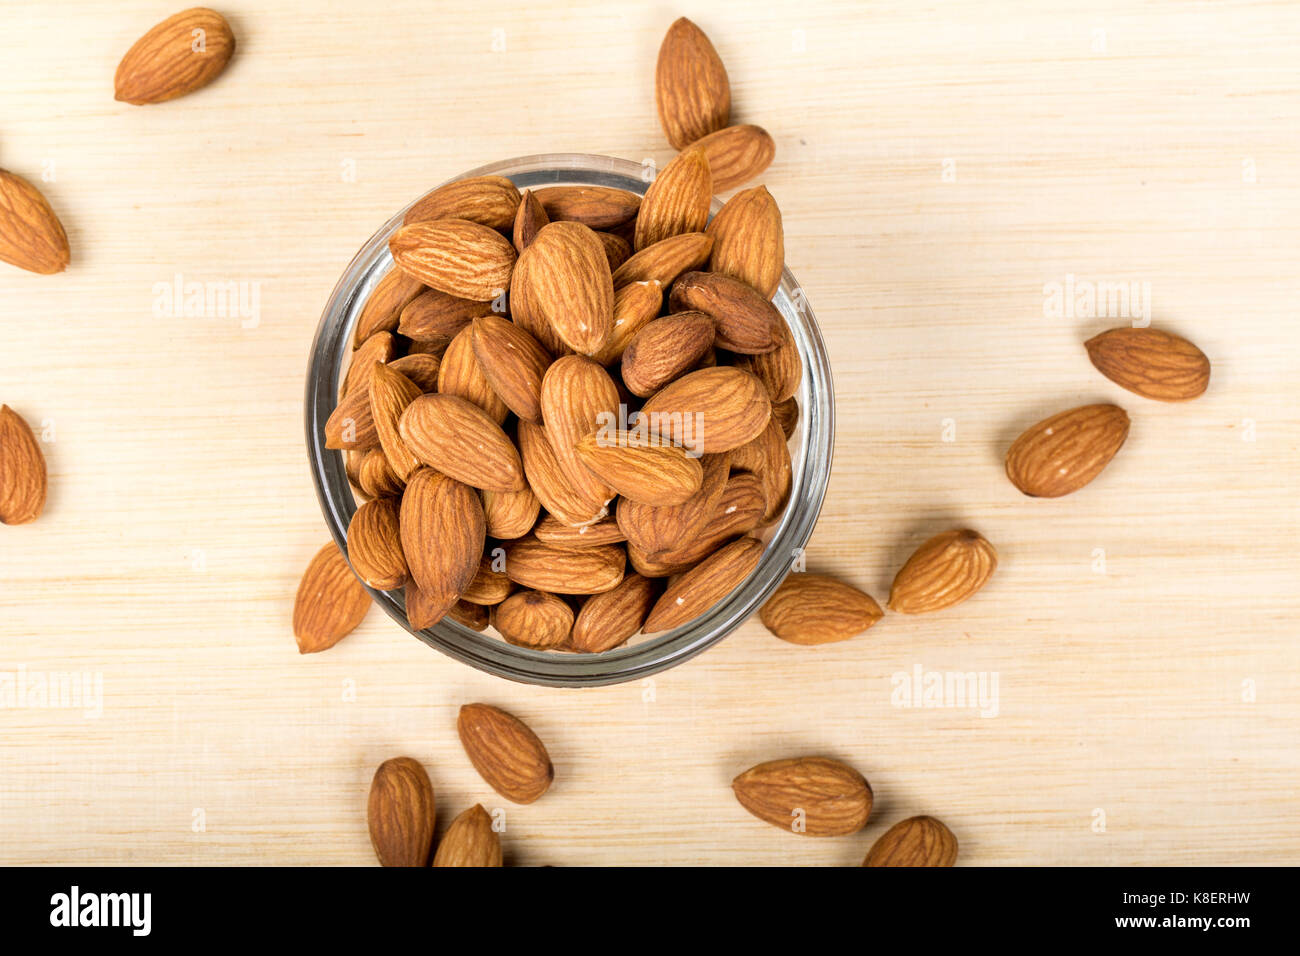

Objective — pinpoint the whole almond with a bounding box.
[114,7,236,105]
[596,231,632,271]
[772,396,799,438]
[515,221,614,355]
[611,232,713,288]
[342,331,395,399]
[369,362,424,480]
[458,703,554,804]
[760,573,883,645]
[461,556,512,606]
[432,804,502,867]
[533,513,626,548]
[482,483,542,540]
[504,537,625,594]
[863,816,959,867]
[399,393,525,493]
[470,315,551,424]
[0,170,70,275]
[707,185,784,299]
[389,218,516,301]
[397,288,488,344]
[512,188,549,253]
[367,757,436,867]
[402,175,521,230]
[1085,327,1210,402]
[534,185,641,230]
[346,498,408,591]
[639,366,771,455]
[670,271,783,354]
[354,268,424,346]
[539,356,621,517]
[643,535,762,632]
[630,471,765,576]
[730,416,791,523]
[491,589,573,649]
[617,451,729,556]
[571,573,657,653]
[888,529,997,614]
[405,581,457,631]
[692,124,776,192]
[292,542,371,653]
[325,387,379,451]
[1005,404,1130,498]
[436,325,509,423]
[0,405,48,525]
[591,280,664,365]
[399,468,484,597]
[734,315,802,402]
[576,431,704,505]
[388,353,441,392]
[732,756,873,837]
[655,17,731,149]
[449,598,489,631]
[518,421,608,527]
[620,312,716,397]
[506,250,570,356]
[634,146,712,251]
[358,447,404,498]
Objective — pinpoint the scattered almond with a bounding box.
[863,815,958,867]
[0,169,70,275]
[692,124,776,192]
[1005,404,1130,498]
[888,529,997,614]
[114,7,236,105]
[292,542,371,653]
[1085,326,1210,402]
[367,757,436,867]
[760,573,882,645]
[0,405,48,525]
[458,703,554,804]
[732,756,873,836]
[655,17,731,149]
[432,804,502,867]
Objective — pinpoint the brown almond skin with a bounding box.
[864,815,959,867]
[575,431,704,505]
[458,703,554,804]
[0,405,48,524]
[692,124,776,192]
[655,17,731,149]
[591,280,665,366]
[402,175,521,230]
[730,416,792,524]
[707,186,785,299]
[325,387,379,451]
[539,355,622,514]
[643,535,762,632]
[670,271,783,354]
[617,452,730,556]
[611,232,713,288]
[114,7,236,105]
[388,353,441,393]
[398,393,525,493]
[358,447,404,498]
[459,555,512,606]
[515,221,614,355]
[634,146,713,251]
[620,312,716,398]
[342,331,395,399]
[405,581,457,631]
[596,231,632,271]
[512,188,549,253]
[735,316,802,403]
[1085,326,1210,402]
[448,598,489,631]
[491,589,573,649]
[533,186,641,230]
[732,756,873,837]
[571,573,657,653]
[470,315,551,424]
[482,484,542,540]
[639,366,771,455]
[292,542,371,653]
[0,170,71,275]
[1005,404,1130,498]
[760,573,883,645]
[504,537,626,595]
[533,513,626,549]
[369,362,423,481]
[518,421,608,527]
[367,757,436,867]
[631,472,766,576]
[354,268,424,347]
[772,396,799,438]
[389,218,516,301]
[888,529,998,614]
[397,288,488,344]
[437,325,510,424]
[399,468,485,598]
[432,804,502,867]
[346,498,408,591]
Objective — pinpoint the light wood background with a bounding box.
[1,0,1297,866]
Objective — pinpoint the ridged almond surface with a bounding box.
[325,387,378,451]
[449,598,489,631]
[369,362,424,481]
[639,366,771,455]
[630,471,765,576]
[367,757,436,867]
[399,468,485,597]
[402,175,521,229]
[533,185,641,230]
[596,231,632,271]
[470,315,551,424]
[346,498,408,591]
[506,250,569,356]
[888,529,997,614]
[458,703,554,803]
[571,573,657,653]
[397,288,488,344]
[342,331,395,399]
[0,169,70,275]
[491,589,573,650]
[512,188,549,253]
[617,452,729,555]
[670,271,782,354]
[432,804,502,867]
[518,421,607,527]
[533,513,626,548]
[387,353,441,392]
[504,537,625,594]
[655,17,731,149]
[460,556,512,606]
[399,393,525,493]
[114,7,236,105]
[634,146,712,251]
[706,186,785,299]
[772,396,799,438]
[354,268,424,346]
[620,312,716,397]
[591,280,664,365]
[404,581,458,631]
[643,535,762,632]
[730,416,791,523]
[576,431,703,505]
[389,218,516,301]
[732,756,873,837]
[0,405,47,525]
[734,316,802,403]
[515,221,614,355]
[482,483,541,540]
[539,356,621,516]
[436,325,509,424]
[292,542,371,653]
[358,447,404,498]
[692,124,776,192]
[611,232,712,288]
[863,816,959,867]
[1085,327,1210,402]
[1005,404,1130,498]
[760,573,883,645]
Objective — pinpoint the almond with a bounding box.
[461,556,512,606]
[571,573,657,653]
[629,471,765,576]
[449,598,489,631]
[325,387,379,451]
[389,218,516,301]
[402,175,521,230]
[596,231,632,271]
[729,416,791,523]
[1004,404,1130,498]
[504,537,625,594]
[670,271,783,354]
[506,250,570,356]
[353,270,424,349]
[367,757,436,867]
[863,816,959,867]
[533,512,627,548]
[760,573,883,645]
[405,581,457,631]
[292,542,371,653]
[470,315,551,424]
[590,280,664,365]
[655,17,731,149]
[397,288,487,344]
[634,146,712,251]
[369,362,424,481]
[342,331,395,399]
[346,498,408,591]
[639,366,771,455]
[533,185,641,230]
[732,756,873,837]
[398,393,525,493]
[643,534,762,632]
[888,529,997,614]
[358,447,404,498]
[692,124,776,192]
[0,405,48,525]
[432,804,502,867]
[707,185,784,299]
[387,353,441,392]
[458,703,554,804]
[512,188,549,253]
[576,431,703,505]
[1085,326,1210,402]
[482,483,541,540]
[611,232,712,288]
[436,324,509,423]
[0,169,70,275]
[772,395,799,438]
[518,421,607,527]
[620,312,716,397]
[515,221,614,355]
[114,7,236,105]
[491,589,573,649]
[539,356,621,517]
[617,452,729,555]
[734,315,801,402]
[399,468,484,597]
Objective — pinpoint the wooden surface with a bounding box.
[2,0,1298,866]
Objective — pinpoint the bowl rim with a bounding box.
[305,152,835,686]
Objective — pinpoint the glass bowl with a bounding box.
[305,153,834,686]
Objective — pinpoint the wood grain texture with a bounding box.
[1,0,1298,866]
